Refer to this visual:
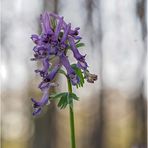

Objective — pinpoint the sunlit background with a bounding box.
[1,0,147,148]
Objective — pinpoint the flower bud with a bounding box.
[84,70,97,83]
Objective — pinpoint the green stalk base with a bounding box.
[67,78,76,148]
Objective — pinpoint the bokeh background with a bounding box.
[1,0,147,148]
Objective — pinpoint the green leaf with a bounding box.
[76,43,85,48]
[69,93,79,101]
[50,17,57,30]
[71,64,85,88]
[58,93,67,109]
[75,40,81,44]
[53,92,79,109]
[50,92,67,100]
[68,93,79,108]
[58,69,67,77]
[67,94,73,108]
[58,93,68,109]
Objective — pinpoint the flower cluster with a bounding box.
[31,12,97,115]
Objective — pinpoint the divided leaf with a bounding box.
[50,92,79,109]
[69,93,79,101]
[58,93,67,109]
[50,92,67,100]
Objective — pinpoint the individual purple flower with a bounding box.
[31,34,40,45]
[40,12,53,35]
[35,58,50,77]
[68,37,88,70]
[31,82,59,116]
[61,23,71,43]
[31,46,49,61]
[60,54,79,85]
[39,82,58,91]
[31,89,49,116]
[69,27,82,40]
[54,17,64,40]
[43,64,60,82]
[77,56,88,70]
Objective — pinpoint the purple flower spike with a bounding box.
[31,11,97,115]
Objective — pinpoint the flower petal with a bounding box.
[61,23,71,43]
[40,12,53,34]
[45,64,60,82]
[60,54,79,85]
[68,37,88,70]
[31,89,49,115]
[54,17,63,40]
[32,107,42,116]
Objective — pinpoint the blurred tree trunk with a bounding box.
[99,0,147,148]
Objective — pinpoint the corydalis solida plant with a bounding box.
[31,12,97,115]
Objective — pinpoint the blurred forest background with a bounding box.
[1,0,147,148]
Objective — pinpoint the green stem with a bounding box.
[67,78,76,148]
